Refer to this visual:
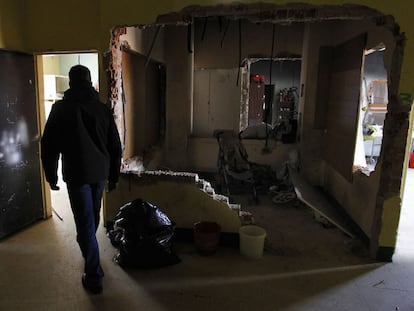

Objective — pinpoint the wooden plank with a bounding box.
[289,167,356,238]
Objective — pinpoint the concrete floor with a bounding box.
[1,170,414,310]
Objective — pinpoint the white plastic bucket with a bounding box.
[239,225,267,259]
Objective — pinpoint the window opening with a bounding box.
[353,46,388,174]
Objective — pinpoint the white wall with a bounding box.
[43,53,99,90]
[193,68,241,137]
[59,53,99,89]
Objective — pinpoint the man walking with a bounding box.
[41,64,122,294]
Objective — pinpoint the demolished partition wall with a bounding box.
[189,15,397,246]
[119,19,306,172]
[118,25,191,168]
[106,6,406,259]
[106,20,304,232]
[300,19,399,253]
[105,171,241,234]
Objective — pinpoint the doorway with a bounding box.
[38,52,99,218]
[239,58,301,136]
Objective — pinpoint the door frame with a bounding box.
[34,54,52,218]
[35,51,100,219]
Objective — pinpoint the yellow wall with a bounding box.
[97,0,414,99]
[0,0,24,49]
[24,0,102,51]
[379,196,401,247]
[5,0,411,99]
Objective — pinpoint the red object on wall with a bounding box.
[251,74,265,83]
[410,153,414,168]
[249,74,265,126]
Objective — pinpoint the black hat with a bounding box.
[69,65,92,88]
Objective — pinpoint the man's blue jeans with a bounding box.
[67,181,105,284]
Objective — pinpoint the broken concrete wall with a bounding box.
[117,27,167,162]
[325,19,397,239]
[121,26,166,63]
[105,171,241,232]
[106,2,410,259]
[115,7,406,248]
[299,18,400,240]
[114,25,192,169]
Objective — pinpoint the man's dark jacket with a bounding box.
[41,86,122,186]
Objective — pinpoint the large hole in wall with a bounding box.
[106,2,405,184]
[354,44,389,175]
[104,3,408,258]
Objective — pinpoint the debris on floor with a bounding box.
[239,210,255,225]
[288,166,356,238]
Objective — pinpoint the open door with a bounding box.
[0,50,43,239]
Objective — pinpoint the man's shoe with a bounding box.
[82,274,103,295]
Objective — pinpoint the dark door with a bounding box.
[248,75,265,126]
[0,50,43,239]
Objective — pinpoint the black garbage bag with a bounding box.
[108,198,181,269]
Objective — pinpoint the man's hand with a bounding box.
[50,184,60,191]
[107,182,117,192]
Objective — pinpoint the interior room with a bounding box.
[104,4,403,262]
[42,53,99,118]
[1,1,414,310]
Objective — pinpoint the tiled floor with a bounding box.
[0,170,414,310]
